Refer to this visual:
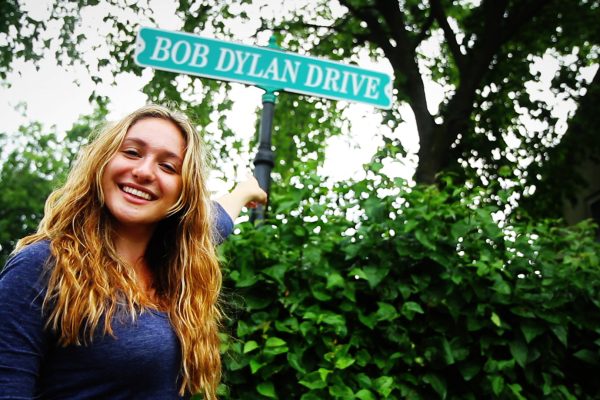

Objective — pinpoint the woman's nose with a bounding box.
[132,160,155,182]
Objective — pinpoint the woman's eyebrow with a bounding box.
[122,137,183,162]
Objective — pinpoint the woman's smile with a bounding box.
[120,184,156,201]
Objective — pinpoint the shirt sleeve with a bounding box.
[0,242,50,399]
[212,201,234,245]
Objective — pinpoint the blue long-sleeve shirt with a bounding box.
[0,203,233,399]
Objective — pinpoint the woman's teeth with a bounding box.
[122,186,152,200]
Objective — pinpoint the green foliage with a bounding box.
[0,107,103,264]
[0,124,65,263]
[0,0,45,79]
[218,166,600,399]
[271,93,346,185]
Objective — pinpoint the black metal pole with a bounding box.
[251,90,276,222]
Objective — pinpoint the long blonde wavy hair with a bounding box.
[16,104,222,398]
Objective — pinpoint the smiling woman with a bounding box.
[0,104,267,400]
[101,118,186,231]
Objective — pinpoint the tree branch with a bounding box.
[337,0,396,56]
[338,0,434,123]
[413,10,435,49]
[287,18,352,34]
[457,0,552,104]
[371,0,434,123]
[331,1,399,48]
[426,0,554,182]
[430,0,466,71]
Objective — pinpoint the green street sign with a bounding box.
[135,27,393,109]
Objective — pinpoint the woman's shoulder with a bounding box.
[1,240,52,282]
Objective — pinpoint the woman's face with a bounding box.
[101,117,186,233]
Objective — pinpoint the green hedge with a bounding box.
[215,171,600,399]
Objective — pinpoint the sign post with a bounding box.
[250,89,276,222]
[134,27,394,220]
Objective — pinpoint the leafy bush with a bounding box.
[0,110,99,264]
[217,168,600,399]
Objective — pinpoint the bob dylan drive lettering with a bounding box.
[149,36,382,100]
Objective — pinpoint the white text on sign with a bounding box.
[150,36,382,100]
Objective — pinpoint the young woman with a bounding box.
[0,104,267,399]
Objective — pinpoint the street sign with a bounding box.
[135,27,393,109]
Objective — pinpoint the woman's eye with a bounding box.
[123,149,140,157]
[161,163,177,173]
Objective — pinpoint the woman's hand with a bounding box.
[215,175,267,221]
[233,176,268,208]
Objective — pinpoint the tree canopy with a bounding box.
[2,1,599,218]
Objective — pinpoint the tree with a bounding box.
[253,0,599,209]
[521,69,600,219]
[0,106,104,264]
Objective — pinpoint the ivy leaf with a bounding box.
[520,320,545,343]
[551,325,568,347]
[287,350,306,373]
[262,263,288,285]
[403,219,419,233]
[266,337,287,347]
[402,301,424,320]
[508,383,527,400]
[459,362,481,381]
[491,312,502,327]
[274,317,299,333]
[244,293,273,310]
[249,358,264,374]
[376,302,398,322]
[237,320,251,337]
[326,272,344,289]
[310,282,332,301]
[264,337,289,356]
[299,371,328,390]
[424,373,447,399]
[415,230,436,250]
[364,265,389,289]
[256,382,277,399]
[509,339,528,368]
[243,340,259,354]
[491,375,505,396]
[334,355,355,369]
[321,313,347,336]
[313,368,330,382]
[573,349,599,364]
[442,337,455,365]
[355,389,376,400]
[328,381,354,398]
[299,321,313,337]
[373,376,394,397]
